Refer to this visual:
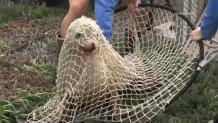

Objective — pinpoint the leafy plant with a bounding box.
[34,63,57,83]
[0,90,56,123]
[0,3,67,27]
[27,3,67,19]
[0,40,9,53]
[152,62,218,123]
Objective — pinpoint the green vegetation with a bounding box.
[0,0,96,28]
[0,90,56,123]
[0,2,67,27]
[152,62,218,123]
[34,63,57,84]
[0,40,9,54]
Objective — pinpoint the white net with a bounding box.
[182,0,207,25]
[26,5,203,123]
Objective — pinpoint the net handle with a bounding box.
[197,39,218,71]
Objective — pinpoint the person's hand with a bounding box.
[127,0,141,14]
[191,27,203,41]
[109,43,113,49]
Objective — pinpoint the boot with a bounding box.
[55,29,64,58]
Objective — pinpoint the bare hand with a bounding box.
[191,27,203,41]
[121,0,141,14]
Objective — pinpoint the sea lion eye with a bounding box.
[75,33,82,39]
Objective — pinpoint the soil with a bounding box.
[0,16,63,101]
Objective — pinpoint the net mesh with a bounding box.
[26,6,202,123]
[182,0,207,25]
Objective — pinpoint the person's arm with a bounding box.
[200,0,218,39]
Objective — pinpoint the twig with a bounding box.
[5,34,45,55]
[194,109,201,123]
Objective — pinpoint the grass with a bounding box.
[0,40,9,54]
[0,1,97,28]
[34,63,57,84]
[0,90,56,123]
[0,2,67,28]
[151,61,218,123]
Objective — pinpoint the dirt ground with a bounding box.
[0,16,63,100]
